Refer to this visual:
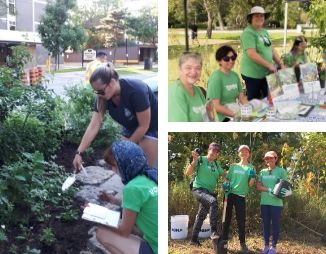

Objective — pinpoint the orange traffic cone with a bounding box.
[37,66,43,83]
[29,68,37,86]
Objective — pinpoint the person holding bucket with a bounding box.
[185,143,226,245]
[221,145,256,254]
[96,140,158,254]
[257,151,288,254]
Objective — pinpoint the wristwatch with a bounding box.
[75,150,83,156]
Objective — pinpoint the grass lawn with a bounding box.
[168,28,323,87]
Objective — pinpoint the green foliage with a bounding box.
[0,228,8,241]
[6,44,32,80]
[57,206,79,221]
[40,227,55,246]
[38,0,87,70]
[0,152,78,226]
[126,8,158,45]
[64,84,120,147]
[0,85,65,164]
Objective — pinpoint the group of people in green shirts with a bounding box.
[185,143,291,254]
[168,6,309,122]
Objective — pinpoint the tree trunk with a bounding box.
[203,0,213,39]
[216,10,224,30]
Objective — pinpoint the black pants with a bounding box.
[191,188,218,240]
[222,193,246,243]
[241,74,268,100]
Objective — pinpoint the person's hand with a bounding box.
[191,150,200,162]
[280,187,292,197]
[268,64,277,73]
[98,191,120,205]
[222,181,230,193]
[248,169,256,179]
[73,154,83,172]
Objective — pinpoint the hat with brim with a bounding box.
[264,151,277,159]
[247,6,270,19]
[238,145,250,152]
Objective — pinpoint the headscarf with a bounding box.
[111,140,158,185]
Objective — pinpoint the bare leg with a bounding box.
[138,136,158,168]
[96,226,142,254]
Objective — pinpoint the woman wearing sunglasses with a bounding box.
[256,151,288,254]
[169,52,209,122]
[96,140,158,254]
[207,45,248,121]
[240,6,284,100]
[73,64,158,169]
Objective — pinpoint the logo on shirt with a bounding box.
[124,108,134,120]
[225,83,238,91]
[149,186,158,196]
[192,105,206,115]
[262,175,275,180]
[234,169,245,175]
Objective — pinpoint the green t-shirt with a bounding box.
[207,70,242,121]
[226,163,255,196]
[168,80,207,122]
[193,156,224,194]
[282,51,308,67]
[240,25,273,79]
[258,166,288,207]
[122,175,158,254]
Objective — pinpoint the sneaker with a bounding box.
[268,247,276,254]
[240,242,250,254]
[210,231,219,240]
[189,240,201,246]
[261,246,270,254]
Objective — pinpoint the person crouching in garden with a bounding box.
[185,143,226,245]
[96,140,158,254]
[221,145,256,254]
[257,151,288,254]
[73,64,158,170]
[207,45,248,122]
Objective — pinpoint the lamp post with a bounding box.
[125,33,128,66]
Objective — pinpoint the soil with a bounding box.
[1,142,107,254]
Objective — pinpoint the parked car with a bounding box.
[143,75,158,99]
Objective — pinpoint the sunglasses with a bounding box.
[93,84,108,95]
[222,55,237,62]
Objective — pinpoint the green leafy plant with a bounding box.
[40,227,55,246]
[64,83,120,147]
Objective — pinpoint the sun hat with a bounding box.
[247,6,270,19]
[238,145,250,152]
[208,142,220,152]
[264,151,277,158]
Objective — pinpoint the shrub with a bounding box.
[64,84,121,147]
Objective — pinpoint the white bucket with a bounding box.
[199,216,211,238]
[170,215,189,240]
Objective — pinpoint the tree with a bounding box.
[38,0,87,70]
[95,9,127,63]
[125,8,158,46]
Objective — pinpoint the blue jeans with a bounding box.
[260,205,282,247]
[191,188,218,240]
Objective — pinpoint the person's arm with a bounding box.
[272,48,285,69]
[238,91,248,105]
[185,151,200,176]
[249,178,255,187]
[107,208,137,237]
[212,98,236,117]
[73,111,104,170]
[129,108,151,144]
[256,180,270,192]
[247,48,277,73]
